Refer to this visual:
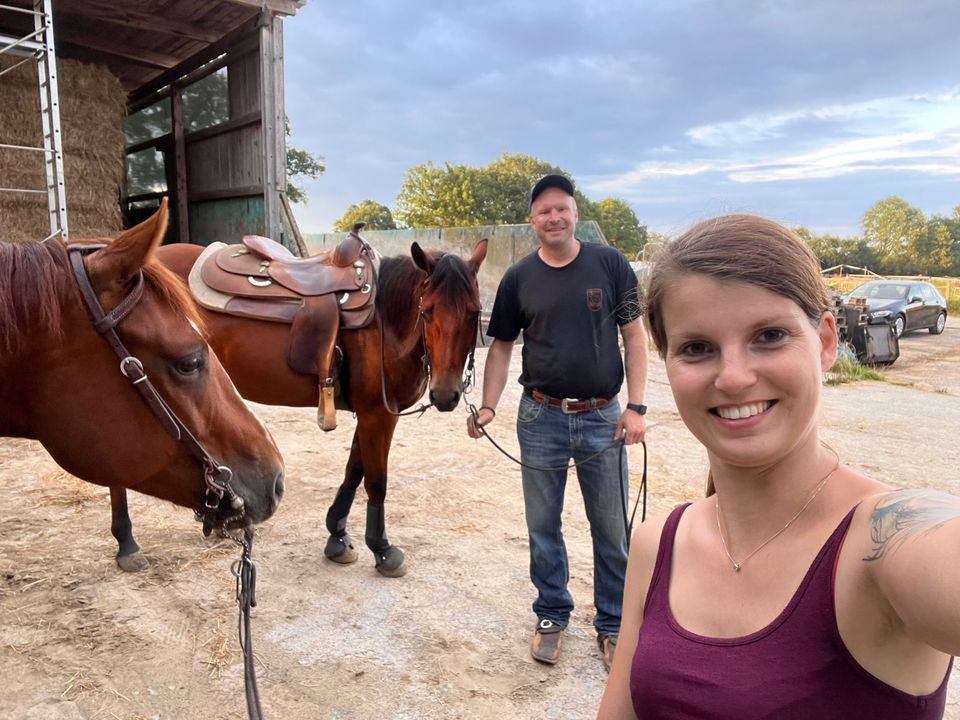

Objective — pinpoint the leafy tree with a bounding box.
[394,161,487,227]
[334,200,397,231]
[594,198,647,256]
[394,152,642,248]
[796,227,878,272]
[861,196,926,274]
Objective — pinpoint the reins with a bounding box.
[232,527,263,720]
[68,244,266,720]
[466,402,648,545]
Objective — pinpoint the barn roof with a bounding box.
[0,0,304,101]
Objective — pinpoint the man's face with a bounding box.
[530,187,578,248]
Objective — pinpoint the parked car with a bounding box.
[844,280,948,338]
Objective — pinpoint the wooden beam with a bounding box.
[58,2,221,44]
[55,26,183,69]
[183,111,259,146]
[222,0,302,17]
[171,88,191,244]
[188,185,264,203]
[127,16,260,106]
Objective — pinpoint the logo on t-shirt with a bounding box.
[586,288,603,311]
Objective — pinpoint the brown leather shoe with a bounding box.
[531,618,564,665]
[598,633,618,672]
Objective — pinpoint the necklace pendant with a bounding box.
[733,563,741,572]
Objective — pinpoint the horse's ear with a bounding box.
[410,242,434,274]
[468,238,489,275]
[87,198,169,294]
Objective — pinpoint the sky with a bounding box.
[282,1,960,238]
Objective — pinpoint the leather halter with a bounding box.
[67,244,244,536]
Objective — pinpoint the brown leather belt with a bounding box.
[528,389,611,414]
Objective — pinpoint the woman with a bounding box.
[598,215,958,719]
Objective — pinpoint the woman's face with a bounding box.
[660,273,837,469]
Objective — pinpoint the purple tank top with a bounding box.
[630,503,953,719]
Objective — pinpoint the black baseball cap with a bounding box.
[529,174,575,210]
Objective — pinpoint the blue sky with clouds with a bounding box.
[283,1,960,238]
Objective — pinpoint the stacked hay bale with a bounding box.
[0,56,126,242]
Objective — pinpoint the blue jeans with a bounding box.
[517,392,628,637]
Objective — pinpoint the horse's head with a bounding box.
[410,239,488,412]
[27,202,284,530]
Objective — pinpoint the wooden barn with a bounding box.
[0,0,306,251]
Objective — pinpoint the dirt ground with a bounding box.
[2,326,959,720]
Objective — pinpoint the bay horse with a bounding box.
[0,202,285,572]
[156,238,487,576]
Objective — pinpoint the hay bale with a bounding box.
[0,56,126,242]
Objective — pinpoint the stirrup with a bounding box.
[317,384,337,431]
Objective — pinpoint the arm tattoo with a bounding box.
[864,489,960,562]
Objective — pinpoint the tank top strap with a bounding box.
[643,503,691,616]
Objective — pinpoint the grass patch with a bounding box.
[826,353,887,385]
[948,296,960,315]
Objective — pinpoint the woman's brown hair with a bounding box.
[644,214,830,359]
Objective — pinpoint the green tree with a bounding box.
[334,200,397,231]
[394,152,642,247]
[595,198,647,256]
[861,196,927,273]
[796,226,879,272]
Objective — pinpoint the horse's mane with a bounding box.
[0,239,204,357]
[376,249,479,355]
[0,240,70,356]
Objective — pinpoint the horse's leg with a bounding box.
[358,414,407,578]
[323,431,362,564]
[110,487,149,572]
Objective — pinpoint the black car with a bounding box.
[845,280,948,338]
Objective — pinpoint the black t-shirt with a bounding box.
[487,241,641,399]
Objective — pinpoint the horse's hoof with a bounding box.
[375,546,407,577]
[116,552,149,573]
[324,534,358,564]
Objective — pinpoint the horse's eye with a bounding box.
[421,308,433,322]
[175,352,206,376]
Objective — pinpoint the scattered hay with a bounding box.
[199,617,233,678]
[1,55,126,242]
[61,669,99,700]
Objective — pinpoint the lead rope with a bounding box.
[232,527,263,720]
[465,403,648,546]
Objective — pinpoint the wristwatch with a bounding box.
[626,402,647,415]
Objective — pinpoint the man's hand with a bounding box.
[467,406,496,439]
[615,409,646,445]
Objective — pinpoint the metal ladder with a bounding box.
[0,0,67,240]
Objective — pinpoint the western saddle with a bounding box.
[190,224,378,431]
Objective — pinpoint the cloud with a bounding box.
[687,88,960,147]
[583,90,960,199]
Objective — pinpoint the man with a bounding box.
[467,174,648,671]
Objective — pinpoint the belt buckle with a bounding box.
[560,398,579,414]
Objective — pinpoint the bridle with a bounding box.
[67,244,244,536]
[68,243,266,719]
[377,274,481,418]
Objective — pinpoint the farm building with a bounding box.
[0,0,306,252]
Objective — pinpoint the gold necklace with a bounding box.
[715,446,841,572]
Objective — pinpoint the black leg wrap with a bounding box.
[326,485,357,536]
[364,503,389,554]
[365,503,406,577]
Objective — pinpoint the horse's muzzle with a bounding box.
[429,388,461,412]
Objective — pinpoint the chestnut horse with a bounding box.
[157,238,487,576]
[0,203,285,572]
